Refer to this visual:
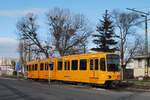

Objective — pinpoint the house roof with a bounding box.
[133,54,150,59]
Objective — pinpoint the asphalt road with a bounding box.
[0,77,150,100]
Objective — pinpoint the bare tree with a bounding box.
[11,60,16,71]
[112,10,141,79]
[47,8,92,56]
[18,40,26,65]
[17,13,49,59]
[18,39,33,63]
[124,35,143,67]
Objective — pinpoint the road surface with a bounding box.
[0,77,150,100]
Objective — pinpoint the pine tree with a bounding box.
[91,10,117,52]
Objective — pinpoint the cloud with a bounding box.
[0,37,17,45]
[0,37,18,58]
[0,8,48,17]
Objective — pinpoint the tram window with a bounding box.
[26,65,28,71]
[95,59,98,70]
[68,61,70,70]
[28,65,30,71]
[35,64,37,70]
[29,65,31,71]
[100,58,106,71]
[44,64,46,70]
[71,60,78,70]
[47,64,49,70]
[30,65,32,71]
[45,64,48,70]
[49,63,53,70]
[90,59,94,70]
[64,61,70,70]
[80,59,87,70]
[32,65,35,71]
[64,61,67,70]
[58,61,62,70]
[27,65,28,71]
[40,63,44,70]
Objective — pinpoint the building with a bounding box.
[126,55,150,78]
[0,58,15,76]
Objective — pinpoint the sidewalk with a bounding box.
[119,80,150,92]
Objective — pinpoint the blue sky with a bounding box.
[0,0,150,58]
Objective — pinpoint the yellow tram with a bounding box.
[26,52,121,87]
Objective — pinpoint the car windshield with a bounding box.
[107,54,120,71]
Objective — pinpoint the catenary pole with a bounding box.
[127,8,149,77]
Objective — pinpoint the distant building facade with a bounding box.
[126,55,150,78]
[0,58,15,76]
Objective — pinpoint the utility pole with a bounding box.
[127,8,149,77]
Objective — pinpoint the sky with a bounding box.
[0,0,150,58]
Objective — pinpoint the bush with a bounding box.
[13,71,17,75]
[143,76,150,80]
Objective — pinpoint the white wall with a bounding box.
[126,58,150,78]
[134,68,145,77]
[0,58,15,76]
[126,59,134,69]
[133,59,150,77]
[0,65,14,75]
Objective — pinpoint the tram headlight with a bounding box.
[107,75,111,79]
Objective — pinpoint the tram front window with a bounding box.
[107,54,120,71]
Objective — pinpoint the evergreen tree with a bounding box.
[91,10,117,52]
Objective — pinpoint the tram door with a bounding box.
[49,61,56,80]
[89,58,99,83]
[64,60,70,81]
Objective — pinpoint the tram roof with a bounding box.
[26,52,117,64]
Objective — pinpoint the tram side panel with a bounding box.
[26,52,121,85]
